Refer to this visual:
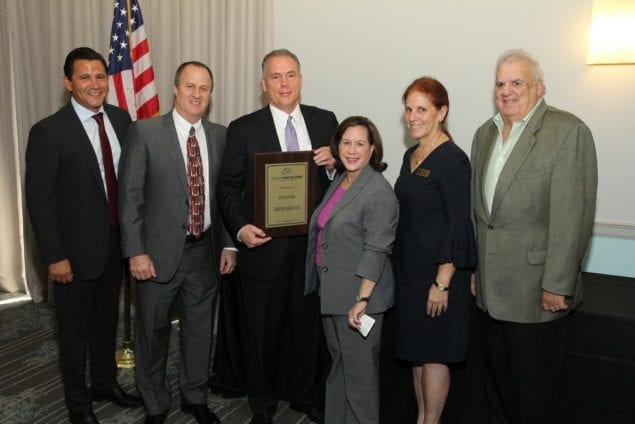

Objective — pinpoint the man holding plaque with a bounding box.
[218,49,338,424]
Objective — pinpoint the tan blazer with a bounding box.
[471,100,597,323]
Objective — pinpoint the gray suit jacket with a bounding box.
[471,100,597,323]
[305,165,399,315]
[118,111,233,282]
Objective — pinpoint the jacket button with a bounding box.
[321,266,328,273]
[487,225,494,230]
[321,243,327,249]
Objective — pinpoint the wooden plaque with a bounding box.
[253,151,317,237]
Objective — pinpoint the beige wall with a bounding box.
[272,0,635,227]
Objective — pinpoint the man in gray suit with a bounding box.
[471,49,597,424]
[119,62,236,424]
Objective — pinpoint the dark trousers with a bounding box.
[479,309,569,424]
[54,229,121,413]
[135,232,217,415]
[240,236,325,415]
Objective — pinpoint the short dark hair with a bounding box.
[63,47,108,79]
[330,116,387,173]
[174,61,214,86]
[261,49,301,75]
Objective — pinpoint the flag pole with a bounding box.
[115,0,135,370]
[116,270,135,368]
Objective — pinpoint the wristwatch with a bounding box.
[433,281,449,292]
[355,295,370,303]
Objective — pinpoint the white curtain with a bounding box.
[0,0,273,301]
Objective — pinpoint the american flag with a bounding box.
[107,0,160,120]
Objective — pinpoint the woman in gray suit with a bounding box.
[305,116,399,424]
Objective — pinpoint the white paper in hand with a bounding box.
[358,314,375,338]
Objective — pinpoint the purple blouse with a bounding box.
[315,185,346,266]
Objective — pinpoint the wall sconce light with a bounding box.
[587,0,635,64]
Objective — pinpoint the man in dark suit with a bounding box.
[471,49,597,424]
[25,47,141,424]
[118,61,236,424]
[218,49,337,424]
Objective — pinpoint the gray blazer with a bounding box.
[305,165,399,315]
[118,111,233,282]
[471,100,597,323]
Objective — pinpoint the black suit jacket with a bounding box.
[218,104,337,281]
[25,102,132,280]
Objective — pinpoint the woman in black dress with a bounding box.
[393,77,477,424]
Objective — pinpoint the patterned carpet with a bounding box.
[0,300,311,424]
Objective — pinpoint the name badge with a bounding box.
[415,168,430,178]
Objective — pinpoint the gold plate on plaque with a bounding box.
[254,151,317,237]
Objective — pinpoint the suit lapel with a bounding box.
[104,105,126,146]
[63,103,107,200]
[203,122,216,174]
[203,121,218,201]
[256,107,283,152]
[475,123,497,220]
[324,166,372,224]
[301,105,322,149]
[302,105,316,148]
[159,113,189,194]
[490,101,547,219]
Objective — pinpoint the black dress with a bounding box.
[393,141,477,363]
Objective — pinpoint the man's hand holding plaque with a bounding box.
[313,146,336,170]
[238,224,273,249]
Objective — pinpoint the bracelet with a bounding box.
[433,281,449,292]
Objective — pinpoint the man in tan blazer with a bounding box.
[471,49,597,424]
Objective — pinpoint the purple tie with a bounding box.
[285,115,300,151]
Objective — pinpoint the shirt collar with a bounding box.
[269,103,302,122]
[70,97,105,124]
[493,97,544,129]
[172,109,202,134]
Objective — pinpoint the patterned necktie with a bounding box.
[93,113,118,228]
[285,115,300,151]
[187,126,205,238]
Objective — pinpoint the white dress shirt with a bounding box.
[269,103,337,181]
[484,99,543,213]
[269,104,313,151]
[72,97,121,193]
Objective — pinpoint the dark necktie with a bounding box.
[93,113,118,228]
[187,126,205,238]
[285,115,300,151]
